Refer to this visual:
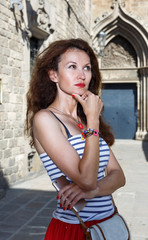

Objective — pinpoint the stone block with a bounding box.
[0,0,9,8]
[9,139,16,148]
[4,148,12,158]
[2,92,10,103]
[0,29,11,39]
[2,47,10,57]
[12,68,21,78]
[9,157,15,166]
[0,139,8,150]
[5,168,12,176]
[16,95,23,103]
[12,165,18,174]
[4,129,13,139]
[7,112,16,120]
[0,130,3,139]
[1,65,11,75]
[0,36,8,48]
[0,151,3,159]
[14,129,23,138]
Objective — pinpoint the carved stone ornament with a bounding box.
[37,8,50,31]
[10,0,24,10]
[26,0,54,39]
[111,0,125,9]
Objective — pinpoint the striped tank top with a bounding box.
[39,112,114,224]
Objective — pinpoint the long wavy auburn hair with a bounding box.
[25,38,114,147]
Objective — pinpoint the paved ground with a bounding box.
[0,140,148,240]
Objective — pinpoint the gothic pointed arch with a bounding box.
[92,0,148,140]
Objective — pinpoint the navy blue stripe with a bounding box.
[73,147,84,151]
[83,203,112,209]
[47,168,61,173]
[49,171,62,177]
[100,149,109,153]
[99,154,109,158]
[69,136,82,142]
[86,199,111,203]
[56,207,114,219]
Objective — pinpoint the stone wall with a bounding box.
[91,0,148,140]
[0,0,28,193]
[0,0,92,191]
[92,0,148,29]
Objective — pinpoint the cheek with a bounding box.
[58,73,73,89]
[86,72,92,84]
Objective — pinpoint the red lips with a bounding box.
[74,83,85,88]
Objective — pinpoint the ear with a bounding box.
[48,70,58,83]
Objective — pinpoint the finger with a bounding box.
[70,192,84,209]
[60,185,82,210]
[63,189,81,210]
[58,184,75,208]
[81,90,94,100]
[72,93,85,105]
[58,184,72,199]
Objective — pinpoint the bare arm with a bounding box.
[58,148,125,209]
[94,148,125,195]
[33,91,103,190]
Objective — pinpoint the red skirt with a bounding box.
[44,212,115,240]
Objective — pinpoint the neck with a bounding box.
[49,106,83,129]
[49,97,78,119]
[49,106,78,121]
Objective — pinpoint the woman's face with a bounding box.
[54,48,92,96]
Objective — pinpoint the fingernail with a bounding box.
[72,94,75,98]
[63,207,66,211]
[57,195,59,200]
[60,204,62,208]
[68,205,71,210]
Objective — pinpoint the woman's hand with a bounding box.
[57,183,97,210]
[72,90,103,120]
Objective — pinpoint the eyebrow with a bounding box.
[65,61,91,65]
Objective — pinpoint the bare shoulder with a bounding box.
[33,109,55,127]
[33,109,60,136]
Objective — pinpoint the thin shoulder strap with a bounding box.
[49,111,72,139]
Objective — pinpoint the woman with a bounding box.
[25,38,125,239]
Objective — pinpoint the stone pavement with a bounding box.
[0,140,148,240]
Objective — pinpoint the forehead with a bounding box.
[59,48,90,63]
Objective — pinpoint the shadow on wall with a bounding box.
[0,166,9,200]
[142,140,148,162]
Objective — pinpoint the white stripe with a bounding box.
[39,136,113,223]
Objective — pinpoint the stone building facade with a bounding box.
[0,0,92,193]
[92,0,148,140]
[0,0,147,192]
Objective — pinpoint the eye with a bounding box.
[68,64,76,69]
[84,65,91,71]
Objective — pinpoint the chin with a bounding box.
[76,89,88,96]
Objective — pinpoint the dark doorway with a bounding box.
[102,83,137,139]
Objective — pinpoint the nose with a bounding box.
[77,68,85,80]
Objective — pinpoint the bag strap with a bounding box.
[72,209,92,239]
[71,171,118,238]
[72,194,118,239]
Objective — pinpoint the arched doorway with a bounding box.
[92,1,148,140]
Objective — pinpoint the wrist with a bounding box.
[86,118,100,129]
